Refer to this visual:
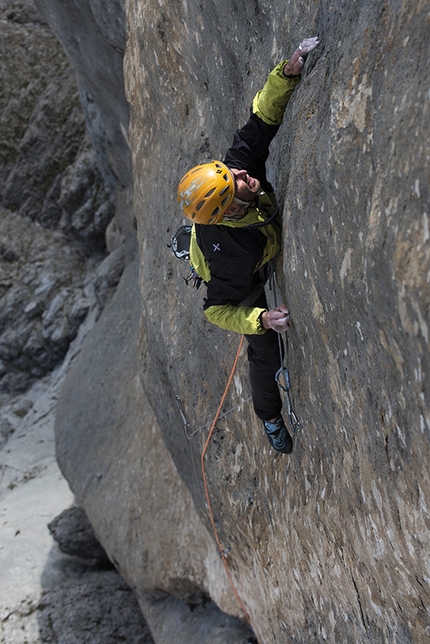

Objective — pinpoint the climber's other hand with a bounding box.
[261,305,290,333]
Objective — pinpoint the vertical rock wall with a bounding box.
[0,0,118,395]
[34,0,131,190]
[33,0,137,255]
[51,0,430,642]
[124,0,430,642]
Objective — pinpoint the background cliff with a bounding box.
[9,0,429,643]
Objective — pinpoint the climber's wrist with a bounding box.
[260,311,270,330]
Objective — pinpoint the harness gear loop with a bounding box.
[183,266,203,289]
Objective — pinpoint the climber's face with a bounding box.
[230,168,261,202]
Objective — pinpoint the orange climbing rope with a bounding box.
[200,333,253,628]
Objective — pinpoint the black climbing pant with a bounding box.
[244,294,283,422]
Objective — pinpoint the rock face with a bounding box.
[0,207,95,395]
[55,258,254,644]
[40,0,430,643]
[48,506,113,565]
[34,0,131,191]
[0,0,124,395]
[0,0,115,242]
[37,569,154,644]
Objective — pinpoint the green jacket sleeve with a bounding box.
[205,304,267,335]
[191,61,300,336]
[252,60,300,125]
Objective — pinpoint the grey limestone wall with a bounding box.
[48,0,430,642]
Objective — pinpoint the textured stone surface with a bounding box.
[44,0,430,642]
[0,208,97,394]
[48,506,112,564]
[54,258,254,643]
[1,563,154,644]
[0,0,125,395]
[36,569,154,644]
[124,1,430,642]
[0,279,154,644]
[0,0,114,242]
[0,204,128,394]
[34,0,131,190]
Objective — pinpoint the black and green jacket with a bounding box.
[190,61,300,335]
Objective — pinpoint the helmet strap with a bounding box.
[233,196,253,206]
[224,212,248,221]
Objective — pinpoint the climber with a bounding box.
[177,37,320,454]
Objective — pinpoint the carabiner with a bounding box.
[275,366,291,392]
[275,367,301,433]
[288,409,301,434]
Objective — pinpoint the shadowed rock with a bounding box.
[48,506,112,566]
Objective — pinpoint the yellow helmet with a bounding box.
[177,161,234,224]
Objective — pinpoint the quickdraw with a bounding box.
[275,366,301,434]
[175,394,252,440]
[268,269,302,434]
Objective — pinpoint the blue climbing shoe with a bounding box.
[263,416,293,454]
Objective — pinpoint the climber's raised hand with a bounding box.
[261,305,291,334]
[283,36,320,77]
